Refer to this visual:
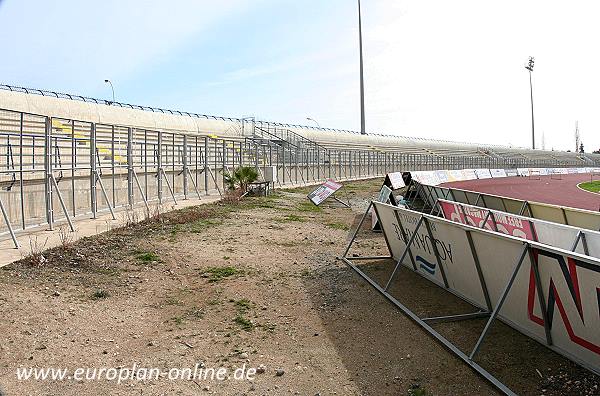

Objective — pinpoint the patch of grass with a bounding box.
[189,218,223,233]
[135,251,160,263]
[234,314,254,331]
[234,298,252,313]
[297,201,322,212]
[277,214,305,223]
[408,386,427,396]
[579,180,600,193]
[202,266,242,282]
[172,316,184,325]
[326,222,349,230]
[91,289,110,300]
[93,267,121,276]
[223,256,230,260]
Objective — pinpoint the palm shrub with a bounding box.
[224,166,259,194]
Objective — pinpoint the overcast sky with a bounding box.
[1,0,599,152]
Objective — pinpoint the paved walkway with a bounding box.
[442,173,600,211]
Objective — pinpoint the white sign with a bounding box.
[385,172,406,190]
[307,179,343,206]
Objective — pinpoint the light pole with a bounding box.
[358,0,366,135]
[525,57,535,149]
[104,79,115,104]
[306,117,321,128]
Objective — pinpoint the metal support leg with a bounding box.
[424,217,450,288]
[132,169,150,212]
[186,168,202,199]
[49,174,75,232]
[384,216,425,291]
[342,201,373,258]
[94,170,117,220]
[469,243,529,359]
[528,247,553,346]
[0,194,19,248]
[160,168,178,204]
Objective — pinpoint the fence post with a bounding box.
[157,131,163,203]
[44,117,54,229]
[90,122,97,219]
[127,127,134,207]
[223,140,227,188]
[183,135,189,200]
[204,136,209,195]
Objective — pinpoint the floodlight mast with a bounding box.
[358,0,366,135]
[525,57,535,149]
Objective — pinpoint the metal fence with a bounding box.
[0,107,593,246]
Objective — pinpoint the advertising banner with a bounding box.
[474,168,492,179]
[415,181,600,232]
[505,168,518,177]
[373,201,600,375]
[307,179,343,206]
[490,169,508,178]
[438,199,600,258]
[461,169,477,180]
[385,172,406,190]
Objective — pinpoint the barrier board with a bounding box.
[307,179,343,206]
[490,169,507,178]
[461,169,478,180]
[437,199,600,258]
[475,168,493,179]
[371,201,600,375]
[384,172,406,190]
[415,182,600,232]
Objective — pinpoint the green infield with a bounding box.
[579,180,600,193]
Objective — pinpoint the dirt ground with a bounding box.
[0,178,598,396]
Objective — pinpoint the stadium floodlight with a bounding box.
[104,79,115,104]
[525,57,535,149]
[306,117,321,128]
[358,0,366,135]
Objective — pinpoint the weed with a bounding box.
[408,385,427,396]
[277,214,305,222]
[135,251,160,263]
[234,314,254,331]
[91,289,110,299]
[326,222,349,231]
[297,201,322,212]
[58,225,76,249]
[24,236,48,266]
[189,218,222,233]
[202,266,241,282]
[172,316,184,325]
[234,298,252,313]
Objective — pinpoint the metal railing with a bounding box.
[0,106,597,247]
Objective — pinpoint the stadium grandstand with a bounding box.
[1,83,599,246]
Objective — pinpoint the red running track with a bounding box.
[441,173,600,212]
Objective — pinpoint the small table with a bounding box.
[247,181,271,196]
